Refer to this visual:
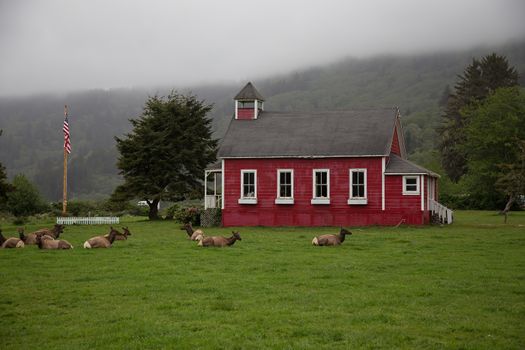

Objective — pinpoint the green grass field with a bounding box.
[1,211,524,349]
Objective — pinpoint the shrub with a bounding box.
[7,174,49,217]
[169,205,201,225]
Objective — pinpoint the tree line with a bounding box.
[438,54,525,211]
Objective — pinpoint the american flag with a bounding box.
[63,106,71,154]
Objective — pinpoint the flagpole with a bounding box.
[62,105,68,215]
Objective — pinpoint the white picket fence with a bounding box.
[429,199,453,224]
[56,217,119,225]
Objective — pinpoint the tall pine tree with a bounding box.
[112,92,218,220]
[438,53,519,182]
[0,130,14,207]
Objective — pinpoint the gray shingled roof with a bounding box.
[385,154,439,177]
[234,82,265,101]
[218,109,398,158]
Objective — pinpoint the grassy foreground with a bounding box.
[0,211,524,349]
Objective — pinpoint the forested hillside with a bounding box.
[1,40,524,200]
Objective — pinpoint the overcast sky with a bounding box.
[1,0,524,96]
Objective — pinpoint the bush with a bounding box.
[7,174,49,217]
[167,204,201,225]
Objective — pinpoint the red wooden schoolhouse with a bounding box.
[204,82,453,226]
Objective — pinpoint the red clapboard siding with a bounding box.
[384,175,430,225]
[237,108,255,119]
[391,126,401,156]
[222,157,429,226]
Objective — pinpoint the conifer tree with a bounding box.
[438,53,519,182]
[112,92,218,220]
[0,130,13,206]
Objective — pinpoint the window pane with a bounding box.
[406,178,417,185]
[316,184,327,197]
[239,101,254,108]
[280,172,290,185]
[280,184,291,197]
[353,171,363,185]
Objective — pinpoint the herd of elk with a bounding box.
[2,221,353,252]
[0,225,133,251]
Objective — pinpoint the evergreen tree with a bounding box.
[438,53,519,182]
[0,130,14,207]
[112,92,218,220]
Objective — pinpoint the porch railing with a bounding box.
[429,199,453,224]
[205,195,222,209]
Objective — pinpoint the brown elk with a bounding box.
[83,227,119,249]
[104,227,132,241]
[24,224,65,244]
[181,223,204,241]
[198,231,241,247]
[36,233,73,249]
[0,229,25,248]
[18,228,51,244]
[312,227,352,246]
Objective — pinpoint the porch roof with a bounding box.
[385,154,439,177]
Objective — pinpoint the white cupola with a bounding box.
[234,82,265,120]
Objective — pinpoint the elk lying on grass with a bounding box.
[198,231,241,247]
[104,227,131,241]
[84,227,118,249]
[24,224,65,244]
[181,223,204,241]
[36,234,73,249]
[312,228,352,246]
[18,228,52,244]
[0,229,25,248]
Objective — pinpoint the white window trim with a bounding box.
[238,169,257,204]
[421,175,425,211]
[348,168,368,205]
[311,169,330,205]
[381,157,385,211]
[403,175,420,195]
[275,169,294,205]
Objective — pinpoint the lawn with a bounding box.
[0,211,524,349]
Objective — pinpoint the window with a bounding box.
[275,169,294,204]
[348,169,367,205]
[238,170,257,204]
[238,101,254,109]
[403,176,420,195]
[311,169,330,204]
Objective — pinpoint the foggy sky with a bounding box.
[1,0,524,96]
